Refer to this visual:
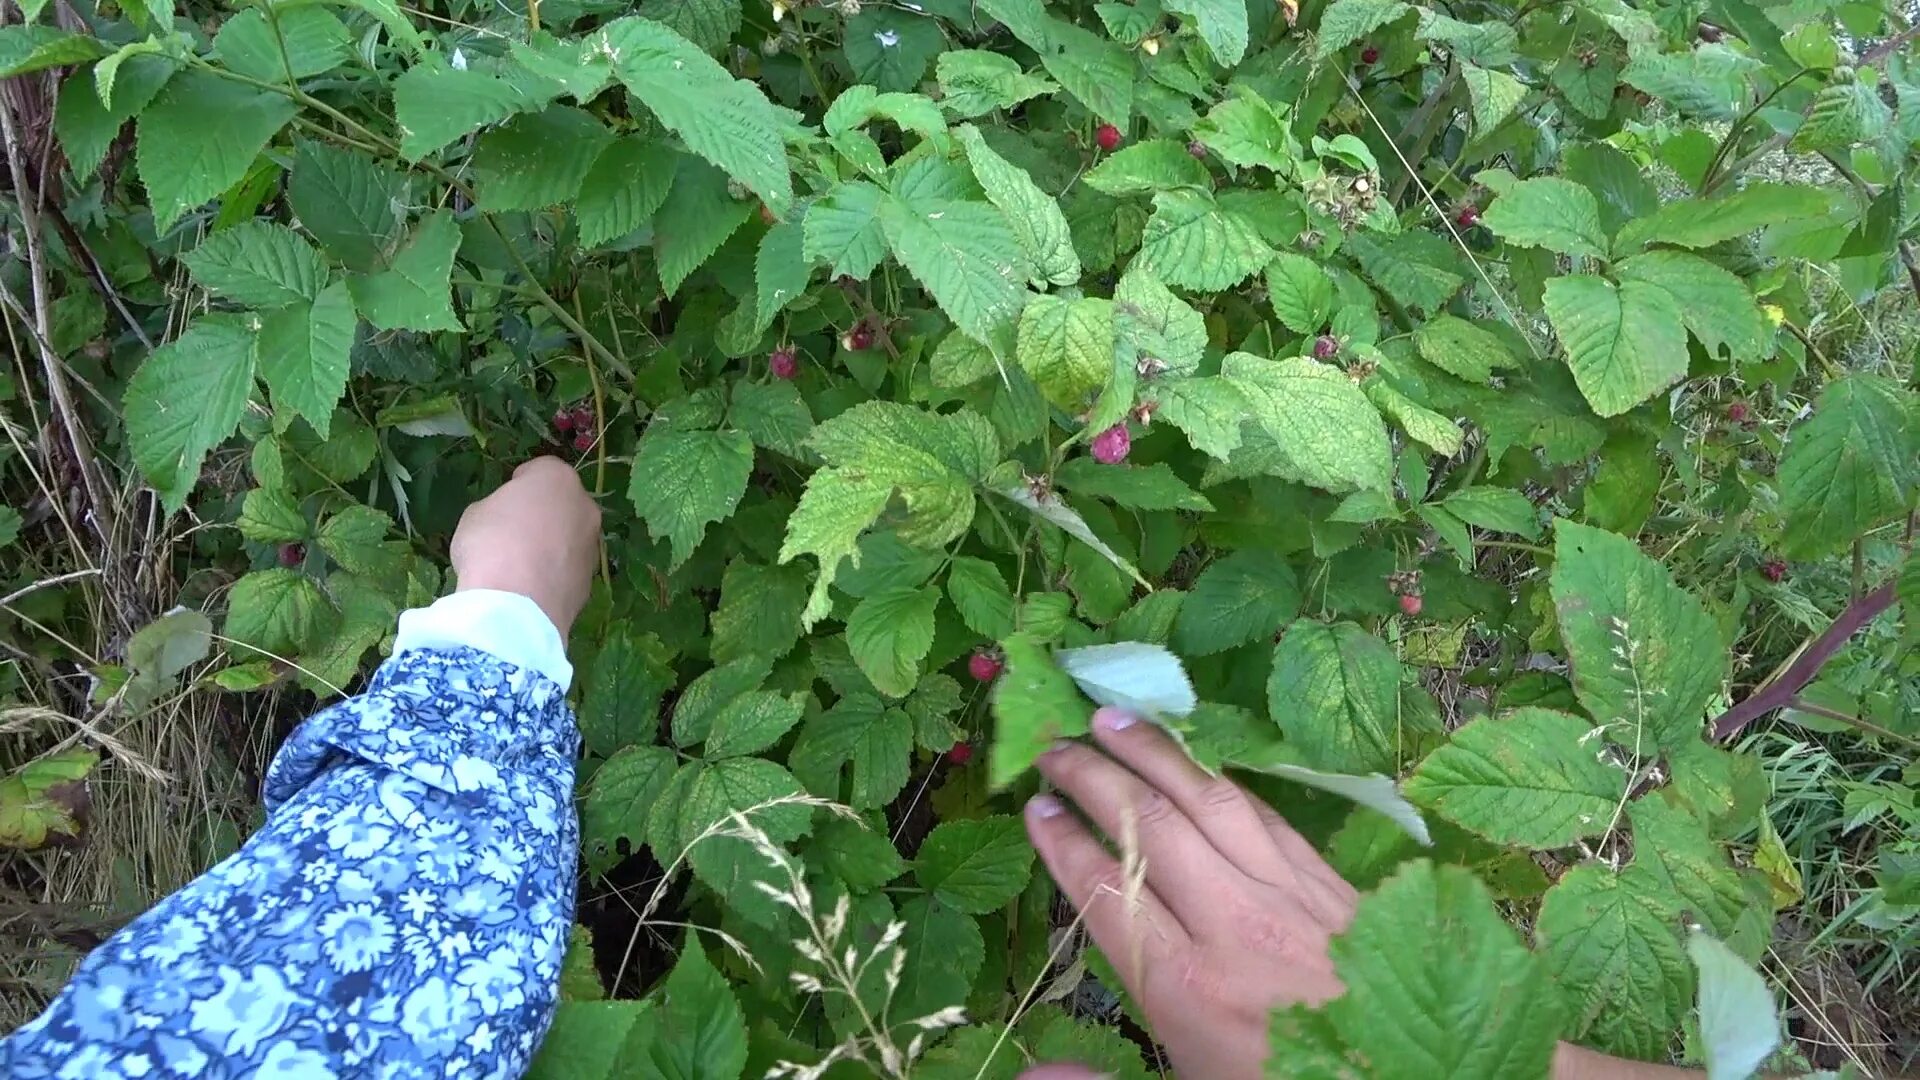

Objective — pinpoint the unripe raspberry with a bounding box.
[1313,335,1340,360]
[770,346,798,379]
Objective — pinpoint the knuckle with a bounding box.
[1193,779,1247,818]
[1130,789,1180,832]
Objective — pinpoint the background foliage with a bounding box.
[1,0,1918,1071]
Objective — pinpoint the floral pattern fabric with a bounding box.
[1,647,580,1080]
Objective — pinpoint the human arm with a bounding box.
[1020,707,1701,1080]
[1,459,600,1080]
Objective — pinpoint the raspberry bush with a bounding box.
[2,0,1918,1072]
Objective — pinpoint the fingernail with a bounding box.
[1043,739,1074,756]
[1027,794,1066,819]
[1095,707,1138,732]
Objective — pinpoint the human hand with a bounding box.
[1022,707,1359,1079]
[449,457,601,641]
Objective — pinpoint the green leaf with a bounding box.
[846,585,941,698]
[894,896,987,1024]
[1165,0,1248,65]
[55,53,173,184]
[947,556,1016,639]
[601,16,793,212]
[1790,79,1890,152]
[527,1001,651,1080]
[1615,183,1833,251]
[1775,375,1919,558]
[1536,864,1693,1061]
[126,316,258,512]
[914,815,1035,914]
[578,631,673,756]
[257,281,356,438]
[1369,381,1463,458]
[1343,229,1466,312]
[213,7,349,82]
[936,50,1056,118]
[637,944,749,1080]
[879,194,1030,347]
[811,818,907,890]
[287,140,407,272]
[1481,177,1608,260]
[703,692,807,759]
[474,106,614,212]
[1054,458,1210,512]
[238,488,306,543]
[181,221,327,308]
[803,180,890,280]
[0,26,109,76]
[0,749,98,851]
[1083,139,1212,196]
[1267,621,1404,774]
[977,0,1133,124]
[1462,63,1527,134]
[1223,354,1392,493]
[990,632,1093,787]
[1550,521,1725,750]
[582,744,679,871]
[127,609,214,681]
[843,8,945,91]
[1629,796,1769,950]
[711,560,810,664]
[956,124,1080,288]
[1405,708,1623,847]
[654,158,756,296]
[347,211,463,332]
[1266,253,1335,334]
[1174,550,1301,656]
[391,60,555,160]
[1152,375,1247,460]
[315,504,394,578]
[791,692,914,809]
[1115,268,1208,375]
[1414,315,1517,384]
[628,427,755,568]
[647,756,812,889]
[635,0,740,55]
[225,568,337,656]
[1688,932,1781,1080]
[576,137,678,248]
[1542,274,1687,418]
[1015,295,1113,409]
[1322,861,1566,1078]
[135,69,297,232]
[1133,190,1273,290]
[780,403,997,624]
[1440,486,1540,538]
[511,32,614,101]
[1619,47,1754,122]
[1316,0,1412,59]
[728,379,813,459]
[1614,251,1765,359]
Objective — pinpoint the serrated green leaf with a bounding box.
[1482,177,1608,260]
[1114,268,1206,374]
[1343,229,1466,311]
[580,632,673,756]
[1440,486,1539,538]
[55,53,174,184]
[947,556,1016,639]
[703,692,806,759]
[647,756,812,891]
[654,157,755,296]
[1015,295,1113,409]
[914,815,1035,913]
[638,944,749,1080]
[1616,183,1834,251]
[956,125,1079,288]
[791,692,915,809]
[1266,253,1335,334]
[976,0,1133,124]
[576,137,677,248]
[238,488,307,544]
[712,559,810,664]
[1405,708,1623,847]
[1775,375,1919,559]
[1174,550,1300,656]
[1413,315,1515,383]
[803,180,889,280]
[582,744,679,872]
[287,140,407,272]
[811,818,907,891]
[0,26,109,76]
[1165,0,1248,65]
[474,105,614,212]
[391,60,555,160]
[1083,139,1212,196]
[936,50,1056,118]
[1536,864,1693,1061]
[315,504,394,578]
[1619,47,1755,122]
[1223,354,1391,493]
[126,316,258,512]
[1134,190,1272,291]
[1054,458,1210,511]
[1369,380,1463,457]
[1689,932,1780,1080]
[1614,251,1765,359]
[601,16,792,212]
[879,195,1030,347]
[346,210,462,332]
[225,568,337,656]
[824,86,949,142]
[628,427,755,567]
[1789,78,1889,152]
[136,70,296,232]
[1316,0,1413,59]
[510,32,614,102]
[1550,521,1725,750]
[1267,621,1404,774]
[635,0,740,55]
[989,632,1093,786]
[181,221,327,308]
[1543,274,1687,418]
[1463,63,1527,134]
[846,585,941,698]
[213,7,349,82]
[257,281,356,438]
[844,8,945,91]
[1152,375,1246,460]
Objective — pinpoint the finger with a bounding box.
[1035,740,1242,922]
[515,454,581,486]
[1249,800,1359,929]
[1016,1067,1107,1080]
[1089,707,1303,889]
[1024,794,1187,988]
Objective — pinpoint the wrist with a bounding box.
[453,569,572,642]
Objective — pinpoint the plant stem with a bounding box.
[1782,697,1920,750]
[1709,580,1899,741]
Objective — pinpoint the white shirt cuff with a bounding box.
[392,589,573,692]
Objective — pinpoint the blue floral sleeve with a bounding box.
[1,646,580,1080]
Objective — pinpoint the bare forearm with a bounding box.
[1554,1043,1699,1080]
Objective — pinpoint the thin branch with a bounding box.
[1709,580,1898,741]
[1783,697,1920,750]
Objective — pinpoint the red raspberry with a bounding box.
[1090,424,1131,465]
[572,431,594,452]
[1095,123,1123,152]
[1313,334,1340,360]
[1186,140,1209,159]
[842,323,875,352]
[759,203,779,226]
[968,651,1003,683]
[769,346,798,380]
[552,409,574,433]
[1727,401,1750,423]
[1360,45,1380,64]
[1456,205,1481,228]
[1398,592,1423,617]
[571,404,594,430]
[278,542,305,568]
[947,742,974,766]
[1760,559,1787,583]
